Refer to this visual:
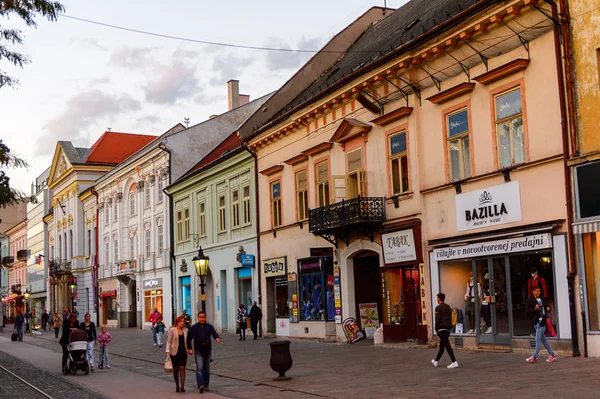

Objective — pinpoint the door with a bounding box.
[353,255,381,330]
[476,257,511,345]
[220,270,228,332]
[402,267,419,340]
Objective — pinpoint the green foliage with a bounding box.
[0,0,65,87]
[0,139,33,208]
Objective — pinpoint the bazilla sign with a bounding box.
[456,181,522,231]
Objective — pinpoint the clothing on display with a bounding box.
[464,274,481,334]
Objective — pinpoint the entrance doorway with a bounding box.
[353,253,381,330]
[475,257,510,345]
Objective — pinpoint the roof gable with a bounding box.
[84,132,158,165]
[48,143,77,187]
[330,118,372,146]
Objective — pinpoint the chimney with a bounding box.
[239,94,250,106]
[228,80,240,110]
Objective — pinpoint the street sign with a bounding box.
[240,254,255,267]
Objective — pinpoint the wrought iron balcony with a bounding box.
[2,256,14,266]
[49,259,72,275]
[115,260,137,275]
[308,197,385,246]
[17,249,29,261]
[11,284,22,294]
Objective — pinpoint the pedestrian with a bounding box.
[180,309,192,329]
[97,326,112,369]
[42,309,49,331]
[526,286,558,363]
[155,317,166,347]
[148,307,162,346]
[236,304,247,341]
[186,311,221,394]
[60,312,79,371]
[166,317,189,393]
[79,312,98,371]
[15,308,25,342]
[248,301,262,340]
[432,293,459,369]
[62,308,69,321]
[53,312,62,338]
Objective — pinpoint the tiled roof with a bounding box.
[58,141,89,164]
[84,132,158,165]
[275,0,486,119]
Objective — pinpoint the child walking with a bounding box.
[155,317,166,347]
[97,326,113,369]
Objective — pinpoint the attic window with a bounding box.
[404,19,420,31]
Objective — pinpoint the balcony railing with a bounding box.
[114,260,137,275]
[49,259,72,275]
[2,256,14,266]
[11,284,22,294]
[309,197,386,233]
[17,249,29,261]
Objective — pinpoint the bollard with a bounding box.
[269,340,293,381]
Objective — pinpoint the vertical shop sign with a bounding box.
[333,267,342,324]
[419,263,427,325]
[288,273,298,323]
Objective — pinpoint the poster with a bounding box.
[334,267,342,324]
[288,273,298,323]
[359,303,379,339]
[342,317,364,343]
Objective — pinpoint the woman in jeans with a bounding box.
[79,313,97,371]
[236,304,248,341]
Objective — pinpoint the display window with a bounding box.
[181,276,191,315]
[381,267,422,326]
[144,289,163,321]
[275,276,289,318]
[298,257,335,321]
[583,232,600,331]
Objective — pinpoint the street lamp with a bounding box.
[192,247,210,313]
[1,296,5,328]
[68,275,77,312]
[23,290,30,332]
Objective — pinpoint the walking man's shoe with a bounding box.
[547,354,558,363]
[447,361,459,369]
[199,385,205,393]
[431,359,438,367]
[525,356,539,363]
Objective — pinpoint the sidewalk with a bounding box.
[2,324,600,398]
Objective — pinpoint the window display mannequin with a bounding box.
[464,272,481,334]
[481,273,492,334]
[527,267,548,299]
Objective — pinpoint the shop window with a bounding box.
[231,189,240,228]
[181,276,192,315]
[388,132,409,194]
[144,289,163,322]
[242,185,251,225]
[218,195,226,232]
[495,88,525,168]
[176,210,183,242]
[446,109,471,181]
[583,232,600,330]
[576,161,600,218]
[271,181,282,228]
[106,296,117,320]
[296,170,308,221]
[315,161,329,208]
[275,276,289,318]
[198,202,206,236]
[439,260,477,333]
[298,257,334,321]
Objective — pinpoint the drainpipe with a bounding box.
[158,143,176,325]
[544,0,580,356]
[90,187,100,327]
[242,143,262,336]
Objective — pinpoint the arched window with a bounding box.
[129,185,136,216]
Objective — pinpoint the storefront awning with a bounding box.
[3,294,23,303]
[99,290,116,298]
[427,220,562,248]
[572,219,600,234]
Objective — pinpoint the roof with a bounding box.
[57,141,90,165]
[84,132,158,165]
[243,0,490,138]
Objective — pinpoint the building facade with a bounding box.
[241,0,575,350]
[6,220,27,319]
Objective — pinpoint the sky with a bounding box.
[1,0,408,194]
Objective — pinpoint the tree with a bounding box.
[1,0,65,88]
[0,139,32,209]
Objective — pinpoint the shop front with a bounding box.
[263,256,289,335]
[380,223,427,343]
[143,277,164,329]
[99,279,118,327]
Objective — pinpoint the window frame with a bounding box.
[157,178,164,204]
[314,158,330,208]
[198,201,206,237]
[145,183,151,209]
[443,103,473,182]
[129,236,135,260]
[145,228,151,258]
[129,186,136,217]
[345,147,366,199]
[386,128,409,196]
[183,208,190,241]
[157,223,164,255]
[231,188,240,229]
[113,201,118,221]
[295,168,309,221]
[113,235,118,263]
[242,185,251,226]
[105,206,110,225]
[176,210,183,242]
[270,179,282,228]
[104,239,109,267]
[218,195,226,233]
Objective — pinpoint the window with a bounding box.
[104,241,109,266]
[145,229,151,257]
[231,189,240,228]
[51,245,54,261]
[271,181,282,228]
[495,88,525,168]
[114,201,118,221]
[446,109,471,181]
[199,202,206,236]
[584,232,600,331]
[145,184,151,209]
[298,257,335,321]
[157,178,164,204]
[129,236,135,259]
[316,161,329,208]
[129,186,136,216]
[576,161,600,219]
[113,236,118,262]
[144,289,163,322]
[388,133,409,194]
[346,148,366,199]
[58,235,62,260]
[64,232,67,261]
[176,210,183,242]
[105,207,109,225]
[86,230,91,257]
[157,225,164,255]
[184,208,190,240]
[218,196,226,232]
[242,185,251,225]
[296,170,308,220]
[69,230,73,259]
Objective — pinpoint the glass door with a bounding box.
[475,257,512,345]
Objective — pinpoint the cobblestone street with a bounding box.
[1,324,600,398]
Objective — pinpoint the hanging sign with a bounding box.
[419,263,427,326]
[381,228,417,264]
[241,254,255,267]
[263,256,286,277]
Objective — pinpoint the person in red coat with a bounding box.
[527,267,548,299]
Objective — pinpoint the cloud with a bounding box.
[143,62,202,104]
[36,90,141,155]
[110,46,158,68]
[69,37,108,52]
[134,115,161,130]
[209,53,255,87]
[264,36,322,70]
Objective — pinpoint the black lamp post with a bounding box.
[23,290,30,332]
[1,296,5,328]
[192,247,210,313]
[69,275,77,312]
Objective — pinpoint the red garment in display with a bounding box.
[527,275,548,298]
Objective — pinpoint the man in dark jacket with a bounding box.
[15,308,25,342]
[42,310,49,331]
[525,286,557,363]
[187,311,220,393]
[248,301,262,340]
[432,293,458,369]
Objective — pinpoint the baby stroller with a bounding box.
[63,329,90,375]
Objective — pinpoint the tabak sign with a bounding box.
[456,181,522,231]
[381,228,417,264]
[263,256,287,277]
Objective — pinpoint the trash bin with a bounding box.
[269,340,293,381]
